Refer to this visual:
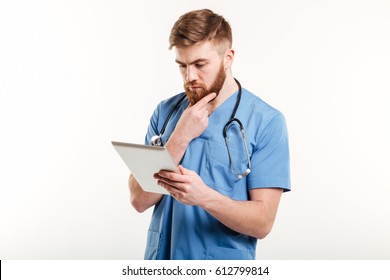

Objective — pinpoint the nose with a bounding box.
[185,65,197,82]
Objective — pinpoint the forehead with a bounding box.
[174,41,221,63]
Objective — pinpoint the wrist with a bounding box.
[198,187,224,210]
[165,131,191,164]
[167,130,192,149]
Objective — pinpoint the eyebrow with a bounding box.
[175,58,209,65]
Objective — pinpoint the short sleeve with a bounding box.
[247,113,291,192]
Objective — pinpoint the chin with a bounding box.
[186,90,217,105]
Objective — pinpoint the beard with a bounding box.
[184,63,226,106]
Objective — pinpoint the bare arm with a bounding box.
[201,187,282,239]
[129,93,216,212]
[155,166,283,239]
[128,175,163,213]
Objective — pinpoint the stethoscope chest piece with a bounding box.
[150,135,163,146]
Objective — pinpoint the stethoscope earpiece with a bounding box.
[236,169,251,180]
[237,169,250,179]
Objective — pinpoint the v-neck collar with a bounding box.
[209,88,240,121]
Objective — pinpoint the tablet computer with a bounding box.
[112,141,178,194]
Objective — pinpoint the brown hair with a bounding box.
[169,9,232,50]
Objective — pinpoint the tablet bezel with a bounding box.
[112,141,179,195]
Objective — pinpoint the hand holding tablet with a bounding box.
[112,141,179,194]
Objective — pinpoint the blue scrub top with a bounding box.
[144,88,291,260]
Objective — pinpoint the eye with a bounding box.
[179,64,187,69]
[195,63,205,68]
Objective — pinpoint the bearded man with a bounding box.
[128,9,291,260]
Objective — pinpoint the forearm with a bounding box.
[129,175,163,213]
[155,166,281,239]
[199,190,273,239]
[163,93,215,164]
[164,130,191,164]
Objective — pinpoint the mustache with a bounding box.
[184,81,204,89]
[184,82,207,105]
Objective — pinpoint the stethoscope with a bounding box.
[150,78,251,179]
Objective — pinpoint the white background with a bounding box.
[1,0,389,259]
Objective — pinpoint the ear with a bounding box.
[224,48,235,69]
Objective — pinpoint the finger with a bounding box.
[178,165,194,176]
[158,179,187,192]
[155,169,178,178]
[178,165,190,175]
[157,179,174,189]
[155,170,184,182]
[178,165,185,175]
[157,176,186,188]
[155,175,177,188]
[192,92,217,110]
[168,188,182,197]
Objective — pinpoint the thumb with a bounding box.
[178,165,190,175]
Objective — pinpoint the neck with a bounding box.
[209,74,239,111]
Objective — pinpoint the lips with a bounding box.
[186,83,203,91]
[184,81,208,105]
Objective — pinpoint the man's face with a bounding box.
[175,41,227,105]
